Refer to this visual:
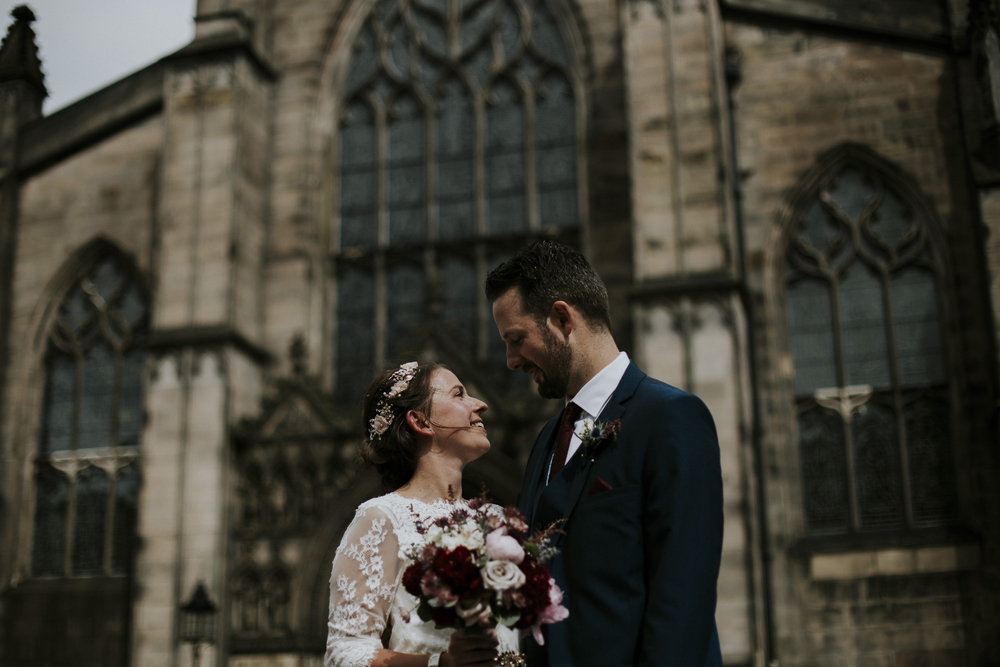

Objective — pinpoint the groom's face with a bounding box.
[492,288,573,399]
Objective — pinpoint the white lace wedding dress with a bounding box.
[324,493,521,667]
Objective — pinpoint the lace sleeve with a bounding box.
[324,505,403,667]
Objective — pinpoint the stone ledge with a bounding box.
[145,325,274,365]
[18,63,164,177]
[811,545,981,581]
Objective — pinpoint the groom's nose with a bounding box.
[505,346,521,370]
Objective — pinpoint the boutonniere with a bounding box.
[578,418,621,455]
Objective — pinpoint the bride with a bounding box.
[325,361,521,667]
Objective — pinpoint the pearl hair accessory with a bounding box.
[368,361,420,440]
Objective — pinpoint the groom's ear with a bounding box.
[406,410,434,437]
[549,300,575,336]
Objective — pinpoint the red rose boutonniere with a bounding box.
[578,418,621,457]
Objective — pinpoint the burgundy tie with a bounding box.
[548,402,583,483]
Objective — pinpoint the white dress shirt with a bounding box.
[559,351,630,466]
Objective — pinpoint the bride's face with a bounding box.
[427,368,490,462]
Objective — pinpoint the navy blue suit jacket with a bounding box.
[517,362,724,667]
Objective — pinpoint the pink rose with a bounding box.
[531,579,569,645]
[485,528,525,564]
[539,580,569,624]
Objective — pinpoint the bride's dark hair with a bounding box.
[358,362,445,489]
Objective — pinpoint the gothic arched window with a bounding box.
[782,151,957,534]
[334,0,582,399]
[31,256,148,577]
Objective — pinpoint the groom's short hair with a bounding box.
[484,241,611,331]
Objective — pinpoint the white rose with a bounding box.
[482,560,526,591]
[440,532,466,550]
[435,523,485,551]
[423,524,442,542]
[460,521,485,550]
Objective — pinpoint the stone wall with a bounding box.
[728,11,999,667]
[0,116,162,584]
[1,0,999,665]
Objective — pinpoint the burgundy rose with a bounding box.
[402,562,424,597]
[513,556,553,629]
[433,546,482,594]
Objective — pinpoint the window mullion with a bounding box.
[64,473,78,577]
[523,79,538,231]
[826,272,862,531]
[827,273,848,391]
[575,79,589,250]
[880,267,915,527]
[474,91,487,236]
[375,93,389,370]
[840,405,861,532]
[104,472,118,576]
[375,255,387,372]
[376,102,389,248]
[426,246,438,324]
[476,243,488,360]
[112,344,123,450]
[71,351,84,452]
[426,100,438,242]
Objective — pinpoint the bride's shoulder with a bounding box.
[351,492,424,527]
[353,492,402,517]
[338,495,401,545]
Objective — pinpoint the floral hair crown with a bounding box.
[368,361,420,440]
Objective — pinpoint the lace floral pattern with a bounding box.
[324,494,520,667]
[341,517,395,612]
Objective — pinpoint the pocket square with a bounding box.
[587,476,613,498]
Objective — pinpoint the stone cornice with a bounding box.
[15,28,276,179]
[629,273,742,302]
[17,63,164,178]
[163,31,278,82]
[145,325,274,365]
[719,0,954,54]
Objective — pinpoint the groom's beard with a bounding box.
[533,328,573,399]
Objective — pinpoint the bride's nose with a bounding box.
[472,397,487,414]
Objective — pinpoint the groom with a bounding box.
[485,242,724,667]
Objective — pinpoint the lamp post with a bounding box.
[179,582,218,667]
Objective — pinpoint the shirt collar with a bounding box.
[568,351,630,419]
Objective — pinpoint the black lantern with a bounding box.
[179,582,218,666]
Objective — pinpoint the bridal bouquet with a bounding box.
[401,494,568,647]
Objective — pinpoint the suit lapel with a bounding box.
[558,362,646,525]
[521,417,560,529]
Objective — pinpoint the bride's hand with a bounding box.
[439,628,499,667]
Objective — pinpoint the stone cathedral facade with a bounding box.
[0,0,998,665]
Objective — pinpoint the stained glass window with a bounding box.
[334,0,582,399]
[31,256,148,577]
[785,163,956,533]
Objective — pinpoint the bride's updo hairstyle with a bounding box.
[359,362,445,489]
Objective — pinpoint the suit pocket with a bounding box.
[578,481,638,509]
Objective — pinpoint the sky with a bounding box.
[0,0,197,114]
